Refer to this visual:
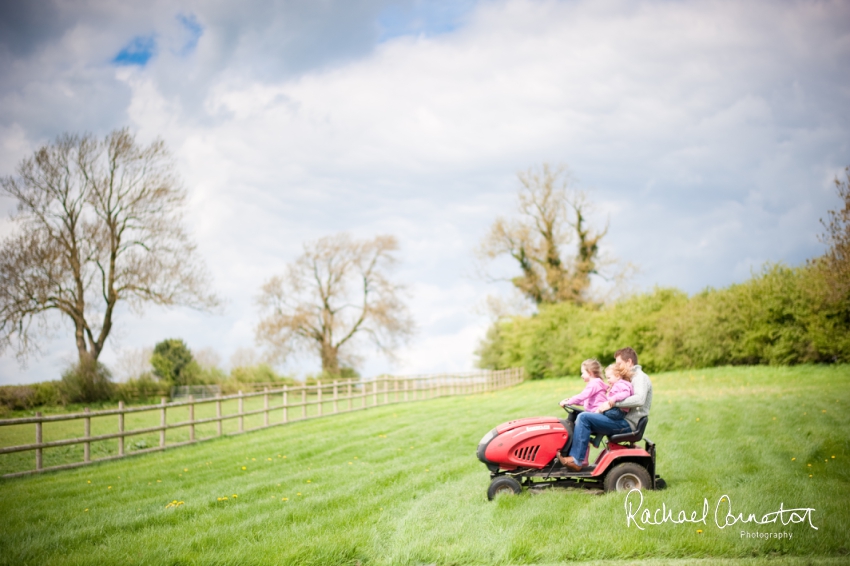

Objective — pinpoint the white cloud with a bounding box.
[1,0,849,384]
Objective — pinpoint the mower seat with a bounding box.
[607,416,648,444]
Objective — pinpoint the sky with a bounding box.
[1,0,848,385]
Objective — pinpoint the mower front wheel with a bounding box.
[603,462,651,493]
[487,476,522,500]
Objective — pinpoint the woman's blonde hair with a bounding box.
[580,359,603,378]
[609,360,634,382]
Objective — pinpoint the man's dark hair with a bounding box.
[615,347,638,365]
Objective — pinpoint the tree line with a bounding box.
[476,168,850,377]
[1,128,846,401]
[0,130,413,394]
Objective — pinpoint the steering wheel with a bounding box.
[562,404,585,415]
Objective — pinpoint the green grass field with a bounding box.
[1,365,849,565]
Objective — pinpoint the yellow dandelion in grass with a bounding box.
[252,458,256,461]
[307,480,312,483]
[282,497,288,501]
[108,486,112,490]
[242,466,247,470]
[697,529,703,534]
[267,458,272,461]
[808,464,812,467]
[792,458,796,461]
[696,418,700,422]
[87,480,91,484]
[277,483,281,486]
[809,474,813,478]
[822,410,827,413]
[233,494,238,498]
[84,508,89,512]
[283,455,287,459]
[772,417,776,420]
[157,480,162,483]
[426,469,429,472]
[354,457,358,460]
[348,462,353,465]
[179,474,182,477]
[297,492,301,496]
[184,468,188,472]
[832,455,836,459]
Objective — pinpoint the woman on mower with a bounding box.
[559,359,606,412]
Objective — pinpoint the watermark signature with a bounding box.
[624,490,818,531]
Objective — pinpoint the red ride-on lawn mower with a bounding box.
[477,405,665,500]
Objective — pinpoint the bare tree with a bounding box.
[817,166,850,300]
[0,129,218,365]
[478,164,617,306]
[256,233,414,376]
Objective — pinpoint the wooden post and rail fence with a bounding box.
[0,368,525,478]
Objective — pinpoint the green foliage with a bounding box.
[479,263,850,378]
[112,375,171,403]
[0,381,63,413]
[150,338,196,385]
[230,363,296,385]
[61,359,114,403]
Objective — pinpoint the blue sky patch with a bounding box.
[113,34,156,66]
[177,13,203,56]
[378,0,477,42]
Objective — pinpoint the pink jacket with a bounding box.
[607,380,634,412]
[565,378,608,413]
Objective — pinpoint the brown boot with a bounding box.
[557,454,582,471]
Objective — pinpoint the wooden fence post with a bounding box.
[118,401,125,456]
[317,381,323,416]
[384,379,389,404]
[189,395,195,442]
[347,379,352,410]
[238,391,244,432]
[302,387,306,419]
[373,380,378,406]
[84,407,91,462]
[333,381,338,413]
[35,412,42,471]
[160,398,166,448]
[283,385,288,423]
[264,387,269,427]
[216,394,223,436]
[404,379,409,402]
[394,379,399,402]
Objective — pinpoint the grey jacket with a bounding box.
[614,365,653,431]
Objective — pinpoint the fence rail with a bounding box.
[0,368,524,478]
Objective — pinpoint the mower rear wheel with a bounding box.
[603,462,651,493]
[488,476,522,500]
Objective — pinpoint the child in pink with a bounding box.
[560,359,607,412]
[598,362,634,421]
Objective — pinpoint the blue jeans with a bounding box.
[568,411,632,464]
[602,407,627,420]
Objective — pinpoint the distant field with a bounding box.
[1,365,848,565]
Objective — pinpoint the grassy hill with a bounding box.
[0,365,848,565]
